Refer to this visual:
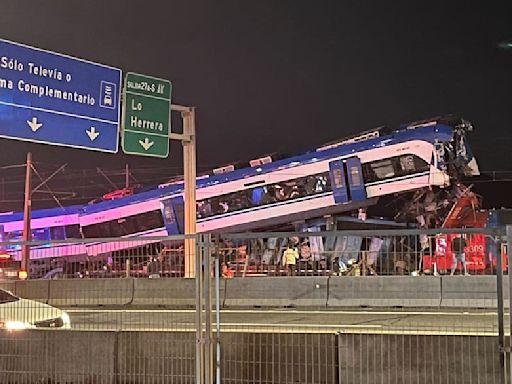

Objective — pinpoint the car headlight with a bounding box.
[5,321,33,330]
[61,312,71,327]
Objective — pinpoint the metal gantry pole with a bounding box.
[196,234,204,384]
[497,232,506,384]
[507,225,512,383]
[21,152,32,276]
[204,233,213,384]
[215,252,221,384]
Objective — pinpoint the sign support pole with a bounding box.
[21,152,32,277]
[170,104,197,278]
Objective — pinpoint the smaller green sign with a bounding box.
[122,73,172,158]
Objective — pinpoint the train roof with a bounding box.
[0,205,83,224]
[79,122,455,215]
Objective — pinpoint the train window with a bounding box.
[332,169,344,188]
[399,155,415,172]
[350,166,361,186]
[163,206,175,224]
[32,228,50,241]
[50,226,66,240]
[65,224,82,239]
[196,172,332,219]
[136,211,165,233]
[172,203,185,233]
[82,210,164,238]
[363,154,429,183]
[7,228,49,242]
[111,218,135,237]
[8,230,22,241]
[81,222,106,238]
[369,160,395,180]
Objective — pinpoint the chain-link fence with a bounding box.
[0,228,510,383]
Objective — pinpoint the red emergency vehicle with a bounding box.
[422,193,508,274]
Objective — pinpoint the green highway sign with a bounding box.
[121,72,172,157]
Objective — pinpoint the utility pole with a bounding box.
[21,152,32,277]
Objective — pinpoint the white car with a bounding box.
[0,289,70,330]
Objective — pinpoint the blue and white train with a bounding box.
[0,116,479,260]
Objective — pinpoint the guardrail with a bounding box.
[0,276,506,309]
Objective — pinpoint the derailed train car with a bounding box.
[0,116,481,277]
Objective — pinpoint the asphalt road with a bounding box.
[64,308,503,335]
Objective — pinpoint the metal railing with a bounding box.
[218,227,506,278]
[0,227,510,383]
[0,227,506,279]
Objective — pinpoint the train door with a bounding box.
[329,157,367,204]
[161,196,185,235]
[346,157,367,202]
[328,159,348,204]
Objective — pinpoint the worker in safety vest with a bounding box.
[282,244,299,276]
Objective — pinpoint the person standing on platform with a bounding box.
[282,243,299,276]
[450,233,469,276]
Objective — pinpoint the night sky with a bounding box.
[0,1,511,212]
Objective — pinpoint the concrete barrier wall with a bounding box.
[338,333,502,384]
[48,279,133,306]
[0,330,501,384]
[0,280,16,295]
[6,275,509,309]
[131,278,198,307]
[224,277,328,307]
[15,280,50,304]
[328,276,442,307]
[440,275,508,308]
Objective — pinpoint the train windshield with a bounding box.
[434,118,480,177]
